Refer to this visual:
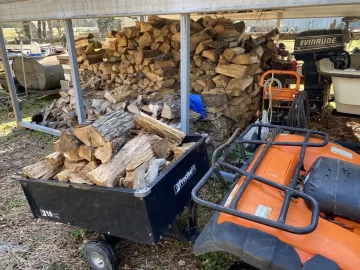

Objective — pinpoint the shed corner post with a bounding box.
[180,13,190,134]
[0,24,22,123]
[64,19,86,124]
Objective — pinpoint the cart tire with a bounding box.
[84,238,118,270]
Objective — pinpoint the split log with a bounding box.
[45,152,64,168]
[161,95,181,120]
[59,130,82,153]
[56,169,71,182]
[73,125,92,146]
[87,133,152,187]
[80,161,99,174]
[223,47,246,62]
[125,148,155,171]
[78,144,95,161]
[215,63,248,79]
[69,173,94,185]
[23,160,56,179]
[66,161,88,173]
[93,136,127,164]
[150,136,172,158]
[134,112,185,145]
[172,142,196,160]
[88,110,134,147]
[231,54,259,65]
[212,75,231,88]
[63,150,84,162]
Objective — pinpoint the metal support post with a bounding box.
[180,14,190,134]
[19,122,61,136]
[0,25,22,122]
[64,19,86,124]
[276,12,282,30]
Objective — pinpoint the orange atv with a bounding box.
[192,123,360,270]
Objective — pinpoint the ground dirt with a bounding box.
[0,99,359,269]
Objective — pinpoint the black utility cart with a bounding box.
[19,135,209,270]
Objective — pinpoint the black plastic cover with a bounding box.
[304,157,360,223]
[194,211,340,270]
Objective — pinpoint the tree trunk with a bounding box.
[37,21,42,38]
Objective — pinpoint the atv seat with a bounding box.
[304,157,360,223]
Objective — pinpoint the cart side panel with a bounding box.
[145,135,209,243]
[19,181,154,244]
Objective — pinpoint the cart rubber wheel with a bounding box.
[84,238,118,270]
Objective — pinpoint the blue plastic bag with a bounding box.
[189,94,206,119]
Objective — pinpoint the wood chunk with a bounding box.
[94,137,127,164]
[139,22,154,33]
[231,54,259,65]
[215,63,248,79]
[87,133,153,187]
[150,136,172,159]
[89,110,134,147]
[66,161,88,173]
[23,160,56,179]
[190,33,211,51]
[45,152,64,168]
[59,130,81,153]
[73,125,92,146]
[134,112,185,145]
[69,173,94,185]
[169,50,179,64]
[63,150,84,162]
[161,95,180,120]
[78,145,95,161]
[104,88,134,104]
[225,76,254,94]
[53,140,61,153]
[191,82,204,93]
[126,148,155,171]
[223,47,246,62]
[80,161,99,174]
[144,71,163,82]
[212,75,231,88]
[138,32,155,48]
[124,27,139,39]
[171,142,195,160]
[202,49,223,62]
[135,50,161,64]
[56,169,71,182]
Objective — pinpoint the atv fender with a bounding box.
[194,211,340,270]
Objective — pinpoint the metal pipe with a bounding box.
[19,121,61,136]
[0,25,22,122]
[20,40,28,97]
[64,19,86,124]
[180,13,190,134]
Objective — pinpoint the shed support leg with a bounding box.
[0,25,22,122]
[276,12,282,30]
[180,13,190,134]
[64,19,86,124]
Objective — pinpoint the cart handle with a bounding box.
[260,70,301,90]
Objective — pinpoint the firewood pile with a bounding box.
[35,15,279,145]
[23,110,195,188]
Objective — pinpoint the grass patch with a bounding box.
[6,197,26,209]
[200,252,235,270]
[70,228,87,239]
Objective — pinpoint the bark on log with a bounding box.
[89,110,134,147]
[93,136,127,164]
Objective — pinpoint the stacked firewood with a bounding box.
[37,16,279,145]
[23,110,194,189]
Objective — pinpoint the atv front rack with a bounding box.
[192,123,329,234]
